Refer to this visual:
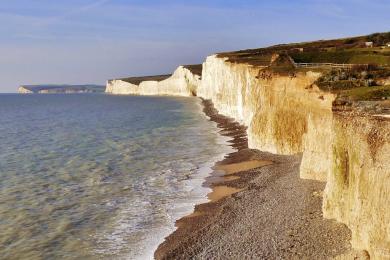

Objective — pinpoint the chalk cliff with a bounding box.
[18,86,34,94]
[198,55,335,181]
[106,54,390,258]
[106,65,201,96]
[198,55,390,258]
[324,112,390,259]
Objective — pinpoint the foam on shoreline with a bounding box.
[134,98,235,260]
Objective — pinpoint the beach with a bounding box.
[155,99,353,259]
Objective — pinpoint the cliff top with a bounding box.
[218,32,390,67]
[115,64,203,84]
[217,32,390,105]
[183,64,203,76]
[118,75,172,85]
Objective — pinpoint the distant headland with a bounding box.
[18,84,105,94]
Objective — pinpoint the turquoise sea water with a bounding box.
[0,94,231,259]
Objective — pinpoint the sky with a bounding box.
[0,0,389,92]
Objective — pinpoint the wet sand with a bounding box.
[215,160,273,175]
[207,186,243,202]
[154,99,352,259]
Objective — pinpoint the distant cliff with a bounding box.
[106,65,202,96]
[18,85,105,94]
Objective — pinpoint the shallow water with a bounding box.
[0,94,232,259]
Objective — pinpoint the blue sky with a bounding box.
[0,0,389,92]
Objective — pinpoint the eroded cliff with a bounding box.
[198,55,336,181]
[324,112,390,259]
[198,56,390,258]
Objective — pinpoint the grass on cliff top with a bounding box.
[119,75,171,85]
[218,32,390,66]
[290,49,390,66]
[337,85,390,101]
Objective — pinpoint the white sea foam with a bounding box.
[137,152,234,260]
[126,99,235,260]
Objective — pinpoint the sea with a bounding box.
[0,94,233,259]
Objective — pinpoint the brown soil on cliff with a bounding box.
[118,74,171,85]
[183,64,203,77]
[154,99,353,259]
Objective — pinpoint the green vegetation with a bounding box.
[338,85,390,101]
[219,53,273,66]
[315,65,390,91]
[291,51,355,64]
[119,75,171,85]
[349,54,390,66]
[290,50,390,66]
[317,66,390,102]
[366,32,390,46]
[218,32,390,66]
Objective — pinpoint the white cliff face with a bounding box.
[105,66,201,96]
[197,56,257,125]
[155,66,200,96]
[324,114,390,259]
[199,56,390,257]
[198,55,334,181]
[105,80,139,95]
[18,87,34,94]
